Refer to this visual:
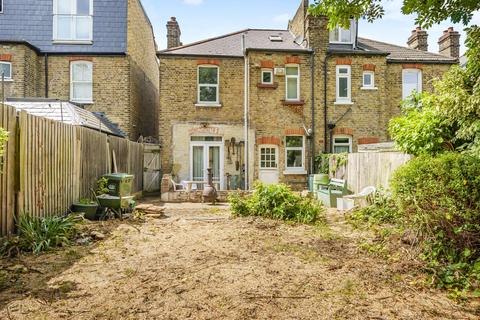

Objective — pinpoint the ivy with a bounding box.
[0,127,8,171]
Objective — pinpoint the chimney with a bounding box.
[438,27,460,59]
[166,17,182,49]
[407,26,428,51]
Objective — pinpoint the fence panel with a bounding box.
[128,140,144,193]
[345,153,413,194]
[0,104,17,235]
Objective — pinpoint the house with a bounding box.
[0,0,159,140]
[158,0,459,191]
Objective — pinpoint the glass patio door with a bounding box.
[190,137,223,189]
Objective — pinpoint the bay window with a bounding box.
[285,65,299,101]
[336,65,351,103]
[53,0,93,42]
[70,61,93,103]
[0,62,12,80]
[402,69,422,100]
[285,136,304,171]
[198,66,219,105]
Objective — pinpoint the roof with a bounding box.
[158,27,457,64]
[5,99,126,137]
[158,29,311,57]
[357,38,457,63]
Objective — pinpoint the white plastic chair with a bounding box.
[342,186,376,211]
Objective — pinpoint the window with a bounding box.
[261,69,273,84]
[402,69,422,100]
[333,136,352,154]
[0,62,12,80]
[329,26,353,43]
[0,0,3,13]
[53,0,93,42]
[336,65,351,102]
[362,71,374,88]
[285,136,304,171]
[198,66,219,104]
[70,61,93,103]
[285,65,299,101]
[260,147,277,169]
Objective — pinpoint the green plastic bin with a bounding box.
[103,173,134,197]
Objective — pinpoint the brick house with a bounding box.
[0,0,159,139]
[158,0,458,191]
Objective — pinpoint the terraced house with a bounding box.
[159,0,459,191]
[0,0,159,139]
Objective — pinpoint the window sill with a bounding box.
[334,101,354,105]
[283,170,307,175]
[281,99,305,106]
[195,103,222,108]
[71,100,94,104]
[53,40,93,45]
[257,83,278,89]
[361,87,378,90]
[0,79,13,82]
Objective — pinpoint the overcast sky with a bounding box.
[142,0,479,56]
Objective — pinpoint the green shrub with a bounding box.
[348,189,400,227]
[16,214,83,254]
[391,153,480,295]
[228,182,325,224]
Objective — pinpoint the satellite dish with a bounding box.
[294,35,305,46]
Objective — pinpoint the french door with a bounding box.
[190,137,224,190]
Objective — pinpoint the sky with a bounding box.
[142,0,480,56]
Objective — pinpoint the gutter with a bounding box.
[44,53,49,98]
[309,49,315,174]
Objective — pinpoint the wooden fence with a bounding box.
[0,103,145,236]
[338,152,413,194]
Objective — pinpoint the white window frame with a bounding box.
[285,135,305,173]
[285,64,300,101]
[0,0,4,14]
[402,69,422,100]
[333,135,352,154]
[261,69,273,85]
[329,25,354,44]
[197,65,220,106]
[70,61,93,104]
[0,62,12,81]
[362,71,375,89]
[53,0,94,43]
[336,65,351,103]
[259,145,278,169]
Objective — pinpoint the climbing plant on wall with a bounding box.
[0,127,8,172]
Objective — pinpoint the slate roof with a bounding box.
[357,38,457,63]
[158,29,310,57]
[5,99,126,137]
[158,28,457,64]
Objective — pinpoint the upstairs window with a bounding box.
[285,136,304,171]
[402,69,422,100]
[336,65,351,103]
[53,0,93,42]
[198,66,219,104]
[70,61,93,103]
[285,65,299,101]
[261,69,273,85]
[0,62,12,80]
[362,71,375,88]
[329,26,353,43]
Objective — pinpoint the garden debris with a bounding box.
[90,231,106,240]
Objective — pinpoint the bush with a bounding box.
[348,189,400,227]
[391,153,480,294]
[228,182,325,224]
[15,214,83,254]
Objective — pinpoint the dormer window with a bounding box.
[53,0,93,43]
[329,26,353,44]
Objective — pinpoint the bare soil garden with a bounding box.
[0,200,479,319]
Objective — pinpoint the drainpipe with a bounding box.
[310,50,315,174]
[44,53,49,98]
[242,34,250,190]
[323,52,330,153]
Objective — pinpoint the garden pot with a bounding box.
[72,203,99,220]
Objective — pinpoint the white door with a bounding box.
[258,145,279,184]
[190,137,224,190]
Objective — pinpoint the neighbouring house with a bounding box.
[158,0,459,191]
[0,0,159,140]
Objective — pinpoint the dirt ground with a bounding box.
[0,199,479,320]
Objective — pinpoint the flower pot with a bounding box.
[72,203,99,220]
